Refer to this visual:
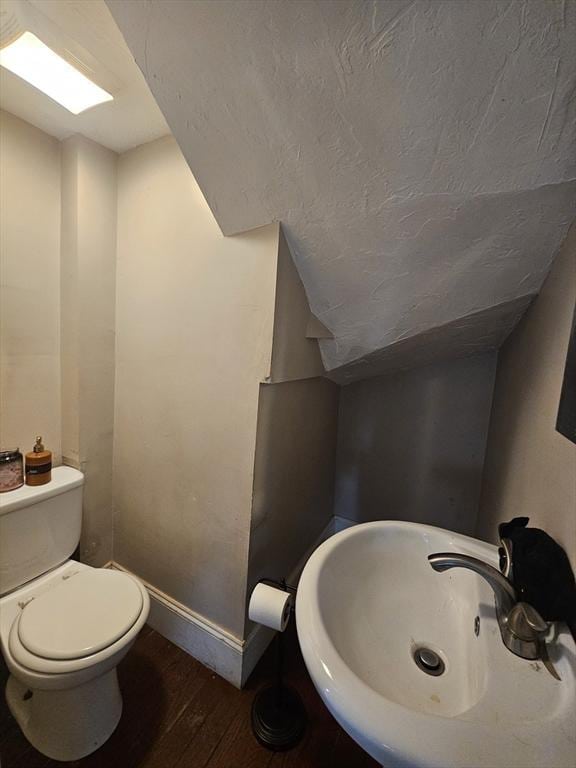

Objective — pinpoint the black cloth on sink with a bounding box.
[499,517,576,642]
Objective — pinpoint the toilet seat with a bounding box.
[18,570,143,660]
[8,569,148,676]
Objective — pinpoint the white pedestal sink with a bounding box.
[296,521,576,768]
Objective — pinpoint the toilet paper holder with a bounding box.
[258,577,298,593]
[249,578,296,633]
[250,577,307,752]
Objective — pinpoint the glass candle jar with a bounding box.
[0,448,24,492]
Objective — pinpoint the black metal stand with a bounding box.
[251,617,307,751]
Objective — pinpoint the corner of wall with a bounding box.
[60,135,118,567]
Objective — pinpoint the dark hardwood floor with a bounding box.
[0,625,378,768]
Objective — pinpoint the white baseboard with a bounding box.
[109,562,245,688]
[109,514,357,689]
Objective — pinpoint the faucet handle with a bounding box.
[507,602,548,640]
[510,604,561,681]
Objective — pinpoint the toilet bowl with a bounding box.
[0,560,150,761]
[0,467,150,761]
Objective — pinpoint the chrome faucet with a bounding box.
[428,553,549,662]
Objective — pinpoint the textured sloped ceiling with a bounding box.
[107,0,576,379]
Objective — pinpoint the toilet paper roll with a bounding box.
[249,582,293,632]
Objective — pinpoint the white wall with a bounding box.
[61,135,117,565]
[478,225,576,567]
[113,136,277,639]
[0,110,62,461]
[335,354,497,535]
[1,112,118,566]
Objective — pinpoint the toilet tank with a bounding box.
[0,466,84,595]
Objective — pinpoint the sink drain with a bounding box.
[413,647,445,676]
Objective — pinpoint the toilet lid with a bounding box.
[18,569,144,660]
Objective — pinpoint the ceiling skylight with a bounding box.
[0,31,113,114]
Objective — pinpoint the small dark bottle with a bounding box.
[25,436,52,486]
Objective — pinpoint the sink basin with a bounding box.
[296,521,576,768]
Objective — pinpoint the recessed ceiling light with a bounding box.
[0,31,113,115]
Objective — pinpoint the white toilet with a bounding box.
[0,466,150,761]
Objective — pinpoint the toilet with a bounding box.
[0,466,150,761]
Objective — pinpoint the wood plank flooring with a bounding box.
[0,625,379,768]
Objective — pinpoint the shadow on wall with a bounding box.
[334,352,497,536]
[247,378,339,595]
